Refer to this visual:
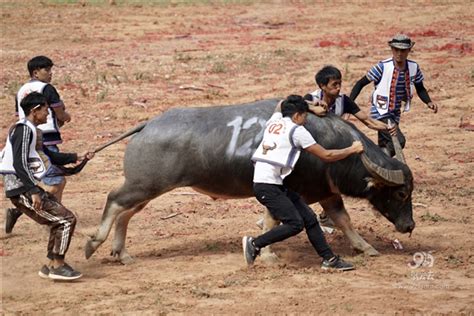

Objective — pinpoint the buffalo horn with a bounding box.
[361,153,405,186]
[387,119,406,164]
[392,136,406,164]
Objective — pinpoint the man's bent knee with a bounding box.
[288,219,304,235]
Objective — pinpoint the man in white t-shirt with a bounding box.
[243,95,364,271]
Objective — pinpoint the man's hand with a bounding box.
[53,107,71,125]
[78,151,95,161]
[387,123,398,136]
[427,102,438,114]
[31,193,43,211]
[386,119,399,136]
[351,141,364,154]
[306,100,328,117]
[63,111,72,123]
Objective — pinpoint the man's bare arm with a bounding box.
[304,141,364,162]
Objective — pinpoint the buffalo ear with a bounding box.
[365,177,385,191]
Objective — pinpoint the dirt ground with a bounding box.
[1,1,473,314]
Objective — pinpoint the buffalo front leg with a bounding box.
[111,201,148,264]
[259,209,280,264]
[319,195,379,256]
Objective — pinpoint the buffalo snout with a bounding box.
[396,219,415,234]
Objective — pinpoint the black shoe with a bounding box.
[38,265,50,279]
[321,255,355,271]
[242,236,260,265]
[5,208,22,234]
[49,264,82,281]
[38,263,74,279]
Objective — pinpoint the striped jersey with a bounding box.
[367,60,424,122]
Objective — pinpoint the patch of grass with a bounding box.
[458,216,471,224]
[112,72,128,84]
[241,56,254,66]
[190,286,210,298]
[351,255,367,267]
[343,304,354,313]
[5,80,21,97]
[174,53,193,63]
[344,63,350,79]
[274,48,287,56]
[133,71,153,82]
[96,88,108,102]
[205,242,219,251]
[204,89,227,100]
[118,109,131,119]
[445,254,463,266]
[62,74,72,85]
[420,211,447,223]
[210,61,226,74]
[96,72,108,85]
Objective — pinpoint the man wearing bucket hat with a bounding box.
[350,34,438,157]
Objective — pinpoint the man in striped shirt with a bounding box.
[350,34,438,157]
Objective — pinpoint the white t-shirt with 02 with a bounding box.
[253,112,316,185]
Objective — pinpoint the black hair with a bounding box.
[303,93,314,102]
[21,92,48,116]
[281,95,308,117]
[27,56,54,77]
[315,65,342,87]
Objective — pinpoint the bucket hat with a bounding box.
[388,34,415,49]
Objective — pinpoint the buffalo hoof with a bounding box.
[260,251,279,265]
[111,249,134,265]
[85,239,101,259]
[364,247,380,257]
[120,253,134,265]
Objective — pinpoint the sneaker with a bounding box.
[242,236,260,265]
[321,255,355,271]
[38,265,50,279]
[49,264,83,281]
[319,213,335,229]
[39,263,74,279]
[5,208,22,234]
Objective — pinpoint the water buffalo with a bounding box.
[85,99,414,264]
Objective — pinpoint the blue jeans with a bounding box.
[252,183,335,261]
[42,145,65,186]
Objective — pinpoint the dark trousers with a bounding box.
[377,117,406,157]
[10,189,76,260]
[253,183,334,261]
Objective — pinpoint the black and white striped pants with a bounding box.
[10,189,76,260]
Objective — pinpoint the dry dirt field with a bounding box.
[1,1,473,314]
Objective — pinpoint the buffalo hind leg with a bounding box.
[320,195,379,256]
[111,201,149,264]
[85,183,154,259]
[259,209,280,264]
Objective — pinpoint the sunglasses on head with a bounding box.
[31,103,46,111]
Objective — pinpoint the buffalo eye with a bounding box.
[395,190,408,201]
